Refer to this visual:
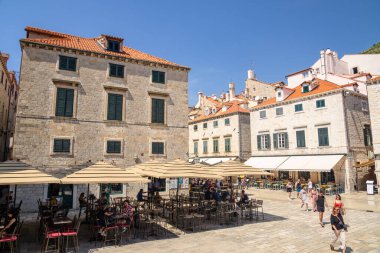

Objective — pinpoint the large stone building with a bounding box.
[13,27,190,211]
[247,78,373,192]
[367,76,380,192]
[286,49,380,94]
[0,52,18,161]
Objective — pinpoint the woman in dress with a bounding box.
[333,194,346,215]
[316,190,329,227]
[300,186,309,211]
[310,187,318,212]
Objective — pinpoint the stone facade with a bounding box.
[250,81,371,192]
[367,78,380,192]
[13,28,189,211]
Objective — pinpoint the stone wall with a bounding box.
[238,113,251,160]
[245,79,275,99]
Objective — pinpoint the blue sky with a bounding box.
[0,0,379,105]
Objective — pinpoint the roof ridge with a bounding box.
[25,26,79,38]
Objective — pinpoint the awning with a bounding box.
[245,156,289,170]
[276,155,345,172]
[209,160,273,177]
[354,159,375,168]
[201,157,236,165]
[0,160,60,185]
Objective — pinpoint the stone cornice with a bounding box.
[20,40,190,72]
[188,111,249,125]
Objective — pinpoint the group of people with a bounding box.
[286,178,347,252]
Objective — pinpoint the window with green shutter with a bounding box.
[213,139,219,153]
[316,99,325,108]
[106,140,122,153]
[203,140,208,153]
[107,93,123,121]
[276,107,284,116]
[152,142,164,154]
[55,88,74,117]
[107,40,120,52]
[194,141,198,154]
[296,130,306,147]
[258,134,270,150]
[59,56,77,71]
[259,110,266,118]
[224,118,230,125]
[151,98,165,123]
[203,123,207,129]
[213,121,218,128]
[53,139,71,153]
[363,125,372,146]
[225,138,231,152]
[295,103,303,112]
[318,128,329,146]
[152,71,165,84]
[109,64,124,78]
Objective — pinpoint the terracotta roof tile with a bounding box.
[255,79,342,108]
[22,26,189,69]
[189,101,249,123]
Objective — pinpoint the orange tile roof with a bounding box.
[285,67,312,78]
[369,76,380,82]
[255,79,342,108]
[21,26,189,70]
[189,101,249,123]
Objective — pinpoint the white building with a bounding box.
[286,49,380,95]
[247,78,373,192]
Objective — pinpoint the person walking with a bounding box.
[311,187,318,211]
[307,179,313,193]
[295,179,302,199]
[286,180,293,200]
[330,207,347,252]
[300,186,309,211]
[316,190,329,227]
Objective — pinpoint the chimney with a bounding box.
[225,92,230,102]
[247,69,256,80]
[229,82,236,100]
[320,50,327,80]
[0,53,10,65]
[198,92,203,107]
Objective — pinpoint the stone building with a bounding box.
[367,76,380,192]
[247,78,372,192]
[13,27,190,211]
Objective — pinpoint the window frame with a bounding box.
[213,139,219,153]
[224,118,230,126]
[152,70,166,84]
[203,123,208,129]
[302,85,310,93]
[224,138,231,152]
[259,110,267,119]
[151,97,166,124]
[107,92,124,121]
[316,99,326,108]
[109,63,125,78]
[107,40,120,52]
[296,130,306,148]
[51,136,73,156]
[55,87,75,118]
[53,83,78,118]
[151,141,165,155]
[193,141,198,154]
[213,120,218,128]
[294,103,303,112]
[106,140,122,154]
[58,55,77,72]
[276,107,284,116]
[202,140,208,154]
[363,125,373,147]
[193,124,198,132]
[318,127,329,147]
[257,134,270,150]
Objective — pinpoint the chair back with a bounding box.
[75,220,81,232]
[256,200,263,206]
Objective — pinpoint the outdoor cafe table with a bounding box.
[52,217,72,227]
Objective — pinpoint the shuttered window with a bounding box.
[203,140,208,153]
[107,40,120,52]
[152,71,165,84]
[152,142,164,154]
[274,133,288,149]
[151,98,165,123]
[59,56,77,71]
[316,99,325,108]
[295,104,303,112]
[225,138,231,152]
[53,139,70,153]
[109,64,124,78]
[107,141,121,153]
[213,139,219,153]
[257,134,270,150]
[224,118,230,125]
[193,141,198,154]
[107,93,123,121]
[296,130,306,147]
[55,88,74,117]
[318,128,329,146]
[363,125,372,146]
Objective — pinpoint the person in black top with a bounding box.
[316,190,329,227]
[136,189,144,201]
[0,209,17,237]
[204,188,212,200]
[238,190,249,206]
[330,207,346,252]
[211,188,220,202]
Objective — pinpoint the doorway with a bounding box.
[48,184,74,209]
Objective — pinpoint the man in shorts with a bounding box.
[316,190,329,227]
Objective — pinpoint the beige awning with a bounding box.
[354,159,375,168]
[0,160,60,185]
[276,155,345,172]
[60,161,150,184]
[209,160,274,177]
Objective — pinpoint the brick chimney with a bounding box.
[0,53,10,65]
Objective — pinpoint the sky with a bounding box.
[0,0,379,105]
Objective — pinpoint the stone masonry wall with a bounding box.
[238,113,251,160]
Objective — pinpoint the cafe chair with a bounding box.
[61,220,81,253]
[0,221,22,253]
[41,224,61,253]
[102,226,119,246]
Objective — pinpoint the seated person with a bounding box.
[0,209,17,237]
[221,190,230,202]
[153,191,162,204]
[238,190,249,205]
[212,188,220,202]
[121,200,134,224]
[137,189,144,201]
[96,205,114,236]
[97,193,107,206]
[204,188,212,200]
[78,192,87,217]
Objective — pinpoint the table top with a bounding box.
[52,217,72,226]
[0,225,4,229]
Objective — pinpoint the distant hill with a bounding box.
[362,42,380,54]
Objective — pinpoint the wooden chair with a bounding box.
[62,220,81,252]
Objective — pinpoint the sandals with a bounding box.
[330,244,334,251]
[320,222,325,227]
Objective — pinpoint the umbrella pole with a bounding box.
[85,183,89,223]
[13,185,17,208]
[176,178,180,226]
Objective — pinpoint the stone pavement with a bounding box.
[93,194,380,253]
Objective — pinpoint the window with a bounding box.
[213,121,218,128]
[193,125,198,131]
[109,64,124,78]
[259,110,266,119]
[321,170,335,184]
[151,98,165,123]
[107,40,120,52]
[361,101,368,111]
[107,93,123,121]
[316,68,320,74]
[224,118,230,126]
[225,138,231,152]
[363,125,373,146]
[53,139,70,153]
[203,123,207,129]
[273,133,288,149]
[213,139,219,153]
[193,141,198,154]
[257,134,270,150]
[203,140,208,153]
[296,130,306,148]
[295,103,303,112]
[152,70,165,84]
[318,127,329,146]
[59,56,77,71]
[55,88,74,117]
[303,72,309,78]
[276,107,283,116]
[152,142,164,154]
[277,92,281,97]
[100,184,122,195]
[298,171,311,181]
[316,99,325,108]
[106,140,121,154]
[302,85,310,93]
[352,67,358,74]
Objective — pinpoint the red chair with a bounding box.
[41,224,61,253]
[61,220,81,252]
[0,221,22,253]
[117,219,132,245]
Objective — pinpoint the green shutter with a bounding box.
[59,57,68,70]
[110,64,117,76]
[62,140,70,152]
[65,89,74,117]
[273,133,278,149]
[285,132,289,148]
[266,134,271,149]
[157,99,164,123]
[107,94,116,120]
[53,139,61,152]
[68,58,76,71]
[257,135,261,150]
[115,94,123,120]
[55,88,66,116]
